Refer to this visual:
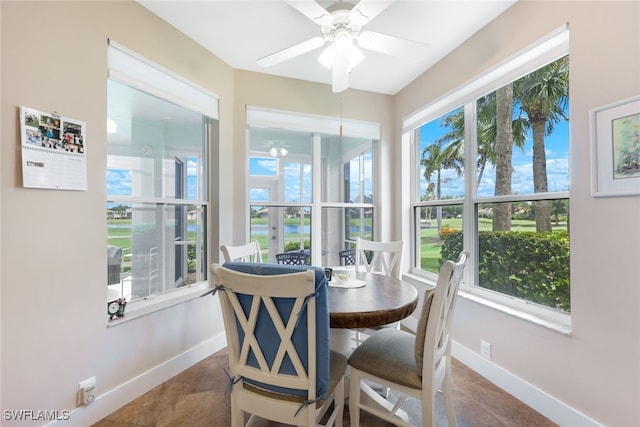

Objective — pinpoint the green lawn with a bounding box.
[109,216,566,272]
[418,217,568,273]
[107,219,199,250]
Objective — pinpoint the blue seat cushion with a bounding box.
[222,262,330,398]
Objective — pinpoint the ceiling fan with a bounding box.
[257,0,429,93]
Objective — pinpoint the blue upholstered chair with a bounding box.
[210,262,346,426]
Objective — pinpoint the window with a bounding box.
[106,42,217,306]
[408,29,570,320]
[247,108,379,265]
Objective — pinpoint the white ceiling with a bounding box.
[138,0,517,95]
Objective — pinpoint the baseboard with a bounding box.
[53,332,227,427]
[451,341,601,427]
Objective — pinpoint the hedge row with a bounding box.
[441,230,570,311]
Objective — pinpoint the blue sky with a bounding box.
[248,157,313,203]
[248,152,373,204]
[107,157,200,207]
[418,113,570,199]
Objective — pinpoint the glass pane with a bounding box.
[346,207,373,241]
[106,78,210,305]
[283,161,311,203]
[363,150,373,202]
[186,156,205,201]
[415,204,463,273]
[249,205,312,264]
[476,56,569,198]
[321,135,374,203]
[106,80,206,201]
[106,202,206,302]
[475,200,570,311]
[184,205,207,286]
[248,127,312,203]
[417,107,465,201]
[320,207,361,266]
[106,169,132,196]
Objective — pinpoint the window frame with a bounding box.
[404,27,571,330]
[246,107,380,265]
[106,41,218,323]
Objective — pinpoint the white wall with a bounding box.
[0,2,233,426]
[396,2,640,426]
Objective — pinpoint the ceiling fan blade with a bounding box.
[357,30,430,60]
[257,36,325,67]
[284,0,332,25]
[332,53,350,93]
[350,0,395,25]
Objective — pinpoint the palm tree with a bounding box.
[493,84,515,231]
[421,139,463,232]
[434,94,528,231]
[514,56,569,232]
[433,106,488,188]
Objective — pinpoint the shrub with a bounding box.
[441,230,570,311]
[439,227,459,240]
[284,240,310,252]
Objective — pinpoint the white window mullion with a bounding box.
[463,102,477,288]
[311,134,322,263]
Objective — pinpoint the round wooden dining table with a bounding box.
[327,269,419,354]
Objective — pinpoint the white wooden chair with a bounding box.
[348,251,469,427]
[220,240,263,263]
[353,238,405,346]
[355,238,404,280]
[210,262,346,427]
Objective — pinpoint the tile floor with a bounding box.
[93,348,557,427]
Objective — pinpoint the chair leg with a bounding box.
[442,372,458,427]
[230,395,244,427]
[349,370,362,427]
[335,377,345,427]
[422,390,437,427]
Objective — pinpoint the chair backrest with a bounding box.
[355,238,404,280]
[276,251,310,265]
[220,240,262,263]
[210,262,330,401]
[415,251,469,383]
[339,249,356,266]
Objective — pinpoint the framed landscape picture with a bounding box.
[590,95,640,197]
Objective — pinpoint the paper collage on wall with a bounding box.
[20,106,87,190]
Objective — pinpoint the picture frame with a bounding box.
[590,95,640,197]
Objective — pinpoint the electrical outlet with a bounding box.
[480,340,491,360]
[78,377,96,406]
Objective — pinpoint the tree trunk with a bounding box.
[531,119,552,231]
[493,85,513,231]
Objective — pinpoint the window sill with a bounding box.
[402,272,571,335]
[106,281,211,327]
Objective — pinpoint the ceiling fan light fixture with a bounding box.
[107,119,118,134]
[318,45,336,69]
[334,29,352,53]
[269,145,288,158]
